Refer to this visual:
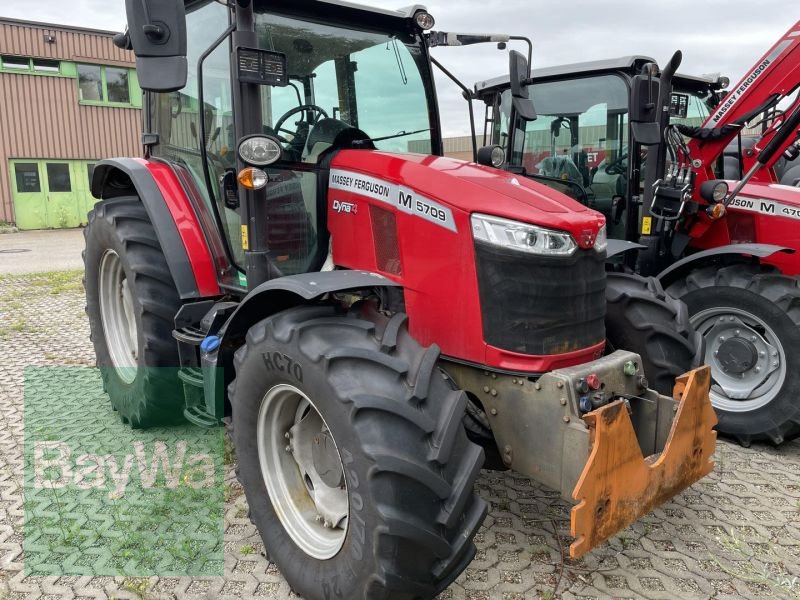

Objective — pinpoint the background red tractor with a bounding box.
[83,1,715,597]
[476,23,800,446]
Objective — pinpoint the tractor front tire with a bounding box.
[605,272,703,395]
[231,305,487,599]
[84,196,185,428]
[667,264,800,446]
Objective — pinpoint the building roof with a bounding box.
[0,16,119,37]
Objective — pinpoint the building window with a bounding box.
[77,64,138,106]
[46,163,72,193]
[32,59,60,73]
[14,163,41,193]
[1,55,63,75]
[106,67,129,103]
[77,64,103,101]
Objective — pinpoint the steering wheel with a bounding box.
[274,104,329,142]
[604,152,628,175]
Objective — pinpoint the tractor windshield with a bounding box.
[252,10,435,158]
[500,74,713,235]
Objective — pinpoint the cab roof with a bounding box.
[474,55,722,97]
[249,0,428,22]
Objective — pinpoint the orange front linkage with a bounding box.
[570,366,716,558]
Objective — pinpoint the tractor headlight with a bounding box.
[594,224,607,252]
[699,179,729,203]
[414,10,435,30]
[471,213,577,256]
[238,134,282,166]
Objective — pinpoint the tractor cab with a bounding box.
[475,57,725,241]
[138,0,442,288]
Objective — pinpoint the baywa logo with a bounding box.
[24,367,224,577]
[34,440,216,500]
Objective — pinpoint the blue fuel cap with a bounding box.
[201,336,221,353]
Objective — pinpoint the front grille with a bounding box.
[474,242,606,355]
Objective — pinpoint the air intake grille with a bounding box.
[474,242,606,355]
[370,205,401,275]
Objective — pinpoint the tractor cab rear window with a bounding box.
[251,11,434,160]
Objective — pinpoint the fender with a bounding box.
[657,243,794,286]
[208,270,400,418]
[91,157,220,299]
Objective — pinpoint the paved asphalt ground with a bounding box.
[0,247,799,598]
[0,230,85,275]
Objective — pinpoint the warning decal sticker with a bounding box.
[329,169,457,232]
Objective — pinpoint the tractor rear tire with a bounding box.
[667,264,800,446]
[605,272,703,395]
[83,196,185,428]
[231,304,487,599]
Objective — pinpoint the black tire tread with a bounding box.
[668,263,800,445]
[84,196,184,427]
[605,272,703,395]
[231,304,486,599]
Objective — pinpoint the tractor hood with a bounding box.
[330,150,606,240]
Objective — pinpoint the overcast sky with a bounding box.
[3,0,797,136]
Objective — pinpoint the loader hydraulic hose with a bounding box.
[641,50,682,219]
[756,102,800,166]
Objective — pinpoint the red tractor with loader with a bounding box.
[475,22,800,447]
[84,1,715,597]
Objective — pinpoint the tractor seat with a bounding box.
[538,156,583,186]
[303,118,353,163]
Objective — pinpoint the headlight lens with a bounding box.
[414,11,435,30]
[238,135,281,166]
[490,146,506,168]
[471,213,578,256]
[594,224,607,252]
[712,181,729,202]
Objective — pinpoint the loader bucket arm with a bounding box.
[687,20,800,185]
[570,366,715,557]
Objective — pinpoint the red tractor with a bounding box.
[475,23,800,446]
[84,1,715,597]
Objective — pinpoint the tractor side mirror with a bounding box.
[122,0,187,92]
[630,64,661,145]
[509,50,536,122]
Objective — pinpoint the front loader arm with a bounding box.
[688,21,800,186]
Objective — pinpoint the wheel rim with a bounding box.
[257,384,348,559]
[691,306,786,412]
[98,250,139,384]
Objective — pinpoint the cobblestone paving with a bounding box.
[1,270,799,599]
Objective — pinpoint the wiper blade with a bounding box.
[369,128,432,143]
